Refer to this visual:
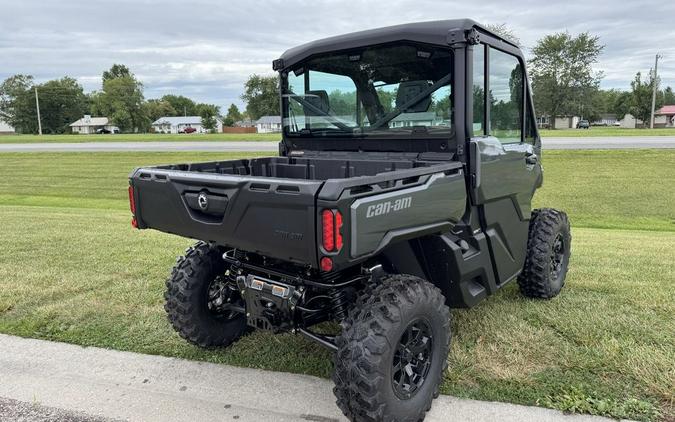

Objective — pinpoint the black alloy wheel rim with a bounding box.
[550,233,566,281]
[392,318,434,399]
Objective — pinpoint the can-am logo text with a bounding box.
[366,196,412,218]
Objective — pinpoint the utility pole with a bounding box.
[34,87,42,135]
[184,106,187,117]
[650,53,662,129]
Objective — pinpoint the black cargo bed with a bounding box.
[130,155,460,267]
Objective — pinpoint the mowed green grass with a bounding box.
[0,132,280,143]
[0,150,673,421]
[540,127,675,137]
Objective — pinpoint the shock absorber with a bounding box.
[328,288,353,321]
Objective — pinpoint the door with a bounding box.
[469,44,542,285]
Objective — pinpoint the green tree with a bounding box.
[376,88,398,113]
[612,91,632,120]
[430,95,451,120]
[37,77,90,133]
[241,74,279,119]
[485,23,521,46]
[327,90,357,116]
[161,95,197,116]
[0,74,34,132]
[143,99,177,123]
[194,103,220,117]
[629,71,663,126]
[529,32,604,129]
[102,64,132,83]
[0,75,89,134]
[197,103,220,132]
[224,103,243,126]
[91,65,148,132]
[595,89,621,114]
[664,86,675,105]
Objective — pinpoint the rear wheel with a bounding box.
[518,208,572,299]
[164,242,248,348]
[333,274,450,422]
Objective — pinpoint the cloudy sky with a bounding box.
[2,0,674,111]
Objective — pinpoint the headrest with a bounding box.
[396,81,431,113]
[304,90,330,116]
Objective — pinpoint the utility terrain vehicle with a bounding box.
[129,19,571,422]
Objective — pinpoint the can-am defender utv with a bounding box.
[128,19,572,422]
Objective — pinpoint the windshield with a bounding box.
[282,43,453,138]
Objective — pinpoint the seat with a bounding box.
[396,81,431,112]
[303,90,330,116]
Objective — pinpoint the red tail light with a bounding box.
[335,211,343,250]
[128,185,138,228]
[128,185,136,215]
[321,209,343,253]
[320,257,333,272]
[322,209,335,251]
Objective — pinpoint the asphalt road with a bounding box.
[0,398,119,422]
[0,334,631,422]
[0,136,674,152]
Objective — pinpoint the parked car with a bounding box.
[182,127,197,134]
[577,120,590,129]
[129,20,571,422]
[96,128,111,134]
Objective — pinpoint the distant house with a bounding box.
[655,105,675,128]
[618,114,641,129]
[70,115,119,134]
[556,116,581,129]
[536,115,581,129]
[152,116,223,134]
[592,114,619,126]
[255,116,282,133]
[390,112,440,128]
[235,118,255,128]
[0,121,15,135]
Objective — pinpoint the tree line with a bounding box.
[528,31,673,128]
[2,32,673,134]
[0,65,223,134]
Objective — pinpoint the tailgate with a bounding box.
[130,168,322,266]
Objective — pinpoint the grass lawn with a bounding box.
[540,127,675,137]
[0,150,673,421]
[0,132,280,144]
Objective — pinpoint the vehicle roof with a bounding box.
[277,19,518,70]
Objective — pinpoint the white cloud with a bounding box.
[1,0,673,110]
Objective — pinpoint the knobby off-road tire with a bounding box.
[518,208,572,299]
[164,241,247,348]
[333,274,451,422]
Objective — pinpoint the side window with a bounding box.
[472,45,485,135]
[525,99,537,144]
[489,48,523,143]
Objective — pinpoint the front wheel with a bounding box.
[164,242,248,348]
[518,208,572,299]
[333,274,451,422]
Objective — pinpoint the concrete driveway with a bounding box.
[0,334,632,422]
[0,136,674,152]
